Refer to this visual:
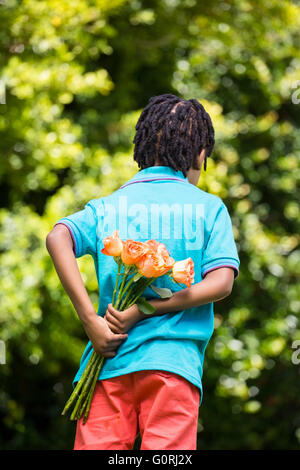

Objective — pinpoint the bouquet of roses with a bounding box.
[62,230,195,423]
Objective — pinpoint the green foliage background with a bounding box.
[0,0,299,450]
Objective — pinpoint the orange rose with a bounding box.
[137,250,174,278]
[162,255,175,272]
[145,240,175,271]
[172,258,195,287]
[157,244,175,269]
[101,230,123,257]
[136,251,165,278]
[145,240,160,252]
[120,240,150,265]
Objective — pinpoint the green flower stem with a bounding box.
[129,276,149,295]
[119,285,134,311]
[82,356,104,424]
[125,278,155,309]
[126,277,152,304]
[80,365,100,421]
[120,272,138,297]
[112,260,122,306]
[118,275,141,310]
[71,354,101,419]
[61,350,97,416]
[70,363,97,421]
[79,363,98,420]
[115,266,131,309]
[70,354,100,420]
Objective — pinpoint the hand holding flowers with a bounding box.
[61,230,195,423]
[104,303,145,335]
[83,313,128,357]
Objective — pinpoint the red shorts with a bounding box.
[74,369,200,450]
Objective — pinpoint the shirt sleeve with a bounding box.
[201,202,240,279]
[54,201,98,258]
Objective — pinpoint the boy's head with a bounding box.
[133,93,215,177]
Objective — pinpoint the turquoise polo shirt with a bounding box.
[55,165,240,405]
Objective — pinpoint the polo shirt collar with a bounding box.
[130,165,188,182]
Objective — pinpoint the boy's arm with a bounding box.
[46,224,128,357]
[105,267,235,333]
[146,267,235,315]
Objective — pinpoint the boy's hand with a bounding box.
[104,303,144,334]
[83,314,128,358]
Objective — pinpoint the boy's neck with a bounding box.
[153,161,201,186]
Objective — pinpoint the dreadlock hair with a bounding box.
[133,93,215,177]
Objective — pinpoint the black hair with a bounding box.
[133,93,215,176]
